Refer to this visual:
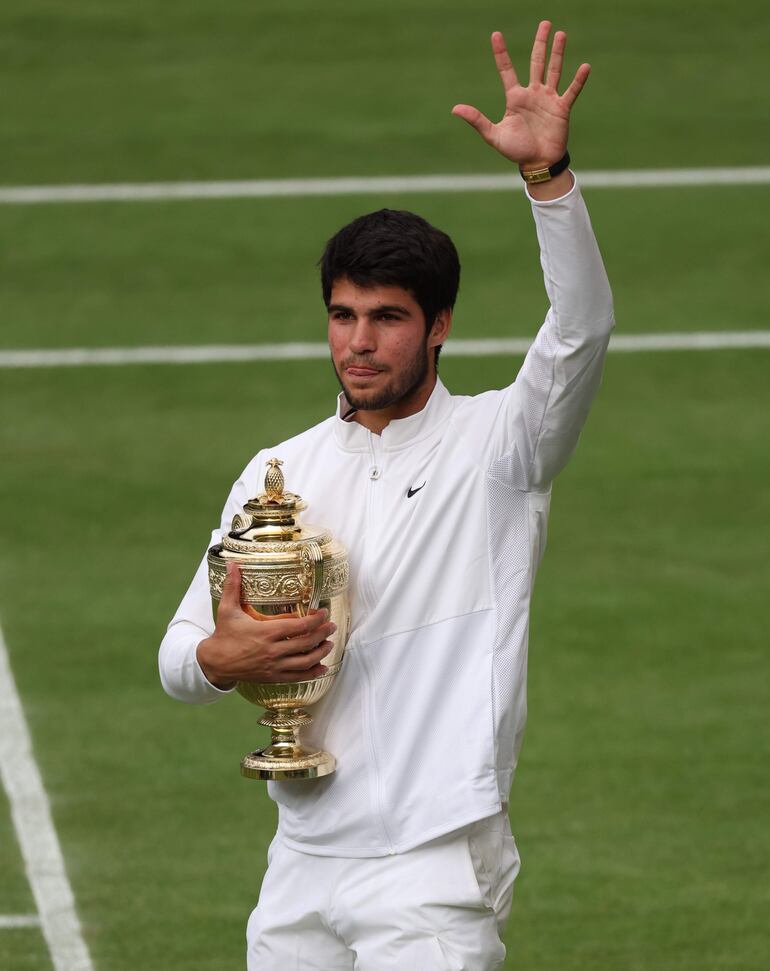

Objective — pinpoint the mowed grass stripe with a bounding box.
[0,167,769,205]
[3,185,766,350]
[1,331,769,369]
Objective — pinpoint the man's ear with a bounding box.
[428,308,452,349]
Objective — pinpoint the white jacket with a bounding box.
[159,178,614,857]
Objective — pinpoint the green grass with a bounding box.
[0,0,767,184]
[0,0,768,968]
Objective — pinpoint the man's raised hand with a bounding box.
[452,21,590,171]
[196,562,337,689]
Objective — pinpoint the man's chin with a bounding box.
[342,388,392,412]
[334,359,430,414]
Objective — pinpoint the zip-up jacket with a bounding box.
[159,178,614,857]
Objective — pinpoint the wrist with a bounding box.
[519,150,570,185]
[526,168,574,202]
[196,636,237,691]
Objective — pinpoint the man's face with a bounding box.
[327,278,444,415]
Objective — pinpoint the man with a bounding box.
[159,21,613,971]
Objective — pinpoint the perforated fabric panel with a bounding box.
[486,450,551,795]
[508,319,559,484]
[510,312,610,490]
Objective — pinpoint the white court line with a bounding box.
[0,331,769,369]
[0,166,769,204]
[0,618,94,971]
[0,914,42,929]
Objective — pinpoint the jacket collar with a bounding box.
[333,378,454,452]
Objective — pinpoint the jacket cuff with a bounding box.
[525,171,578,207]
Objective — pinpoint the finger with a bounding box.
[529,20,551,85]
[545,30,566,90]
[281,662,328,683]
[219,561,242,611]
[279,622,337,655]
[280,640,334,672]
[451,104,496,145]
[267,609,330,642]
[562,63,591,109]
[490,30,519,95]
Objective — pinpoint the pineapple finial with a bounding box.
[264,458,285,502]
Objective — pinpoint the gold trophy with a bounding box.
[207,459,350,780]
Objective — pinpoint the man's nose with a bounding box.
[348,319,377,353]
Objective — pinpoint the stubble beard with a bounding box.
[333,341,431,412]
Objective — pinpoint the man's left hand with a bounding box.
[452,21,590,179]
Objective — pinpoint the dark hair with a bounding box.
[319,209,460,364]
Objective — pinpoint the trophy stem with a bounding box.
[240,707,336,781]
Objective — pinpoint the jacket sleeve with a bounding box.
[157,456,261,704]
[496,176,615,490]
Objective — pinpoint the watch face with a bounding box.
[523,168,552,183]
[521,151,570,184]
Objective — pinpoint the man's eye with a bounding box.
[332,311,353,320]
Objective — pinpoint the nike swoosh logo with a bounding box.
[406,482,426,498]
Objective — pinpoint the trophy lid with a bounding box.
[208,457,349,611]
[221,458,330,550]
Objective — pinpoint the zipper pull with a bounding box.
[367,431,381,480]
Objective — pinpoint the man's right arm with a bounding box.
[158,461,337,703]
[158,463,255,703]
[158,549,232,703]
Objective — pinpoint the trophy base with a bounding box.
[241,747,336,781]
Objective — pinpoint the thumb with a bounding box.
[220,560,242,611]
[451,104,495,144]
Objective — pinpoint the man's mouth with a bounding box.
[344,362,383,378]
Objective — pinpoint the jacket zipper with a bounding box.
[360,431,395,853]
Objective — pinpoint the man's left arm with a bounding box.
[453,22,614,489]
[516,177,614,487]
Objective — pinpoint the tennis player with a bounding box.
[160,21,613,970]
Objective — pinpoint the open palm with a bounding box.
[452,22,590,169]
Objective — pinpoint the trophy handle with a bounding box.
[300,541,325,613]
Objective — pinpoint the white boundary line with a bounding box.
[0,167,769,204]
[0,618,94,971]
[0,331,768,369]
[0,914,42,929]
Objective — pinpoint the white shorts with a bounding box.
[246,810,520,971]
